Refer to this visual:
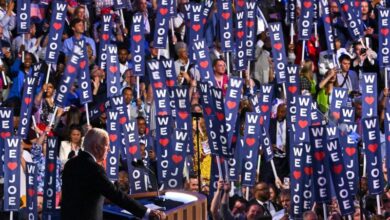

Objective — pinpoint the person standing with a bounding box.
[61,128,166,220]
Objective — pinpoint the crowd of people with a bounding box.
[0,0,389,219]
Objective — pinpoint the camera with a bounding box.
[360,48,367,54]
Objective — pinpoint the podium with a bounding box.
[103,190,208,220]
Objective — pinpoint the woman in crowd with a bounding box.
[59,124,84,167]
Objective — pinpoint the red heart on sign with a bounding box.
[303,1,312,8]
[102,34,109,41]
[237,0,245,7]
[48,163,55,172]
[192,24,201,32]
[1,132,11,139]
[205,107,212,115]
[226,101,236,109]
[99,104,105,112]
[381,28,390,36]
[247,20,254,27]
[158,111,168,116]
[354,1,360,7]
[274,43,282,51]
[119,116,127,125]
[202,18,206,24]
[259,116,264,125]
[79,60,87,69]
[222,12,230,20]
[178,111,188,120]
[304,167,313,175]
[172,154,183,164]
[154,82,163,89]
[368,143,378,153]
[345,147,356,156]
[159,8,168,15]
[232,135,237,143]
[166,79,175,87]
[28,188,35,197]
[387,135,390,142]
[298,120,308,128]
[200,61,209,68]
[7,162,17,171]
[109,134,117,142]
[53,22,62,30]
[159,138,169,147]
[246,138,256,146]
[332,164,343,174]
[261,105,269,112]
[288,86,297,94]
[216,112,225,121]
[332,112,340,120]
[128,145,137,155]
[133,34,142,43]
[365,96,374,105]
[67,65,76,74]
[236,31,244,39]
[293,171,301,179]
[312,122,321,126]
[324,16,331,24]
[109,66,118,73]
[24,97,31,105]
[314,151,325,161]
[342,4,349,12]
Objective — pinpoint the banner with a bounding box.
[241,113,261,186]
[378,9,390,68]
[193,40,217,86]
[287,0,296,25]
[183,2,205,62]
[106,109,121,180]
[153,0,170,49]
[385,100,390,183]
[294,96,312,144]
[320,0,336,54]
[43,138,58,213]
[209,155,225,199]
[18,74,39,138]
[55,45,82,108]
[0,108,14,177]
[228,135,242,181]
[17,0,31,34]
[261,127,274,162]
[245,0,257,61]
[113,0,127,10]
[161,59,176,88]
[106,45,122,98]
[309,126,332,203]
[301,143,314,212]
[337,0,363,41]
[298,0,314,40]
[269,22,287,84]
[259,84,274,131]
[362,117,384,195]
[210,87,229,157]
[131,13,145,76]
[45,1,68,64]
[217,0,234,52]
[310,103,324,126]
[289,144,306,218]
[98,14,112,70]
[340,107,355,123]
[329,88,348,122]
[339,122,359,195]
[166,129,188,189]
[286,65,300,130]
[326,138,355,216]
[361,73,377,118]
[156,116,173,183]
[77,39,93,104]
[224,77,243,149]
[173,87,193,154]
[4,137,21,211]
[26,163,38,220]
[234,7,247,71]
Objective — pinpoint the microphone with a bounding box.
[131,159,164,202]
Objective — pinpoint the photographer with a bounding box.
[351,41,378,75]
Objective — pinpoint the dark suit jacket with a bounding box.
[61,151,147,220]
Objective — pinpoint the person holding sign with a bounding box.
[61,128,166,220]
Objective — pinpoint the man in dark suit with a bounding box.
[61,128,166,220]
[248,182,282,217]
